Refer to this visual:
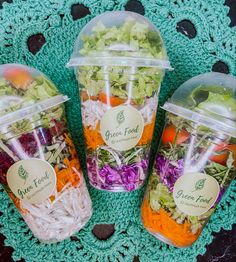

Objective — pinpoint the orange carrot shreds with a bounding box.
[55,157,81,192]
[8,192,27,214]
[84,123,105,150]
[68,146,77,159]
[56,169,69,192]
[141,197,200,247]
[4,66,33,90]
[49,195,55,202]
[138,116,156,146]
[99,92,125,107]
[49,132,82,193]
[64,133,81,168]
[63,157,71,166]
[54,165,60,173]
[69,158,80,169]
[64,133,74,148]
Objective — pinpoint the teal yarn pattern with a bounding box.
[0,0,236,261]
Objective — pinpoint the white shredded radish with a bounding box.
[82,100,108,128]
[20,176,92,243]
[82,97,157,129]
[139,96,157,124]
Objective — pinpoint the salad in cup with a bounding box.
[141,72,236,247]
[68,11,172,192]
[0,64,92,243]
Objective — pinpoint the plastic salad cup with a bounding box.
[0,64,92,243]
[141,72,236,247]
[67,11,172,192]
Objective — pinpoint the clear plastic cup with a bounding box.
[0,64,92,243]
[141,72,236,247]
[67,11,172,192]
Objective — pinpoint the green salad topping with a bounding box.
[77,19,166,103]
[190,85,236,120]
[0,74,64,137]
[79,19,164,58]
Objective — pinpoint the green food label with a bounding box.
[100,105,144,151]
[7,159,56,204]
[173,173,220,216]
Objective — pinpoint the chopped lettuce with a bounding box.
[149,183,176,211]
[187,85,236,121]
[0,74,63,136]
[0,79,18,97]
[205,152,235,187]
[148,180,215,234]
[197,92,236,120]
[79,19,164,58]
[77,18,165,103]
[24,75,58,101]
[78,66,163,103]
[190,85,234,105]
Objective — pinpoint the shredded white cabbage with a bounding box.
[139,96,157,124]
[81,96,157,129]
[81,100,108,129]
[20,174,92,243]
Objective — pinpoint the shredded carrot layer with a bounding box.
[54,157,81,193]
[64,133,79,161]
[84,123,105,150]
[141,197,200,247]
[99,92,125,107]
[138,116,156,146]
[84,115,155,149]
[53,133,81,193]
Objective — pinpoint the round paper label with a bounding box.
[100,105,144,151]
[7,159,56,204]
[173,173,220,216]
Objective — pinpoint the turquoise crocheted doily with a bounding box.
[0,0,236,261]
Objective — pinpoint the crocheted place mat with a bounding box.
[0,0,236,261]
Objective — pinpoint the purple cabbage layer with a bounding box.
[155,154,226,203]
[87,156,148,191]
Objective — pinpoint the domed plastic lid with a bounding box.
[67,11,172,69]
[0,64,68,128]
[162,72,236,138]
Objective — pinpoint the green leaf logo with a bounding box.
[193,178,206,192]
[116,110,125,127]
[18,165,29,184]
